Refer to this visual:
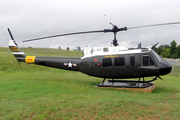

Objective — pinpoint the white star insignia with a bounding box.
[68,61,73,68]
[64,61,77,68]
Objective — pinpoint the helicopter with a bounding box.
[8,22,178,87]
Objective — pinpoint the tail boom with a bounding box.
[8,40,80,71]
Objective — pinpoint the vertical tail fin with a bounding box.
[8,28,26,62]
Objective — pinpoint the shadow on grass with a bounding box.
[89,81,101,86]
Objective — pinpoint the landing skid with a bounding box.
[96,80,153,88]
[96,76,162,88]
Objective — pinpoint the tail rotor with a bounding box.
[7,28,26,62]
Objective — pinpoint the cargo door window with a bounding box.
[103,58,112,67]
[115,57,125,66]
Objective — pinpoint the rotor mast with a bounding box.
[109,22,127,46]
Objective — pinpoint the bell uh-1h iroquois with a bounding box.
[8,22,178,87]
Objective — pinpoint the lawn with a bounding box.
[0,47,180,119]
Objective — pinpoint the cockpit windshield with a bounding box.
[151,50,162,64]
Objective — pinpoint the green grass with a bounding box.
[0,47,180,119]
[1,47,83,57]
[171,66,180,77]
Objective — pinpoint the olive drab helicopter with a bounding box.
[8,22,178,88]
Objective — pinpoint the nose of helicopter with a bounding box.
[159,60,172,75]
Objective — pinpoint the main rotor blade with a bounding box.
[23,30,105,42]
[128,22,180,30]
[22,21,180,42]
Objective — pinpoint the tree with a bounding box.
[170,40,177,58]
[161,48,171,58]
[177,45,180,58]
[164,44,170,48]
[66,47,69,51]
[157,46,162,54]
[154,41,179,58]
[154,47,158,53]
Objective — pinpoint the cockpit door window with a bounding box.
[142,54,155,66]
[143,56,149,66]
[151,50,162,64]
[150,57,155,66]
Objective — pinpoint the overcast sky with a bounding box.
[1,0,180,49]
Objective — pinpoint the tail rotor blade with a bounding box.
[7,28,14,40]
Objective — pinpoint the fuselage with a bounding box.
[79,46,172,79]
[8,40,172,79]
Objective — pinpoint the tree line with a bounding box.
[154,40,180,59]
